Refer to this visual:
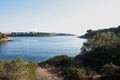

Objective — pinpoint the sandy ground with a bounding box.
[36,67,64,80]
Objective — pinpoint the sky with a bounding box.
[0,0,120,35]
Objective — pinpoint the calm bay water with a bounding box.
[0,36,86,62]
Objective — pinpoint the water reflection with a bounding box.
[0,42,7,47]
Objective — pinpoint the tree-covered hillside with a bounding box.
[7,32,75,37]
[79,25,120,39]
[7,32,56,37]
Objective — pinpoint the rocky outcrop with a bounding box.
[0,37,13,42]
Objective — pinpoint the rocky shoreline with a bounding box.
[0,37,13,42]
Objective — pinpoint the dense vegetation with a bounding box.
[1,26,120,80]
[0,58,37,80]
[79,25,120,39]
[7,32,75,37]
[7,32,56,37]
[76,32,120,67]
[40,55,73,67]
[40,32,120,80]
[0,32,8,39]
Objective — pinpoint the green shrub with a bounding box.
[84,32,120,49]
[0,58,37,80]
[101,63,120,77]
[0,32,8,39]
[75,33,120,70]
[0,62,6,79]
[41,55,73,67]
[64,67,87,80]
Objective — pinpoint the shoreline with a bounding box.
[0,37,13,42]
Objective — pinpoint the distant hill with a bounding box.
[56,33,75,36]
[7,32,75,37]
[79,25,120,39]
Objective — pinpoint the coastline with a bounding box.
[0,37,13,42]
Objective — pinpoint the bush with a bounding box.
[0,32,8,39]
[101,63,120,79]
[63,67,87,80]
[0,58,37,80]
[41,55,73,67]
[75,33,120,71]
[84,32,120,49]
[0,62,6,79]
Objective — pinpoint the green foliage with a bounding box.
[0,32,8,39]
[75,33,120,71]
[41,55,73,67]
[84,32,120,48]
[7,32,75,37]
[101,63,120,79]
[26,61,37,79]
[37,32,120,80]
[87,29,93,33]
[80,25,120,39]
[0,62,6,79]
[63,67,87,80]
[38,30,120,80]
[8,32,56,37]
[76,47,120,69]
[0,58,37,80]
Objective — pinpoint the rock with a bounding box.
[0,37,13,42]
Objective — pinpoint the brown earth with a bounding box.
[36,67,64,80]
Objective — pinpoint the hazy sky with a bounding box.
[0,0,120,35]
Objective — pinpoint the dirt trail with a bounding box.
[36,67,64,80]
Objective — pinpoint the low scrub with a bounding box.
[0,58,37,80]
[40,55,73,67]
[63,67,87,80]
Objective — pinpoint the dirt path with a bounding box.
[36,67,64,80]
